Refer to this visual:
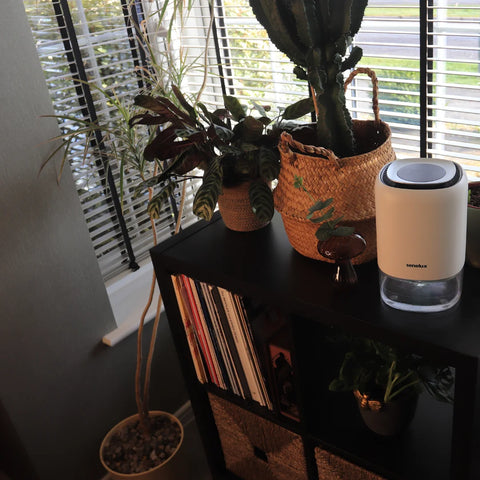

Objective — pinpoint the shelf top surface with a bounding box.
[151,212,480,362]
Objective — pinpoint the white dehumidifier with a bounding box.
[375,158,468,312]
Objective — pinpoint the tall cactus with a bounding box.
[249,0,368,157]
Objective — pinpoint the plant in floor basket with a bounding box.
[328,337,455,436]
[131,90,280,231]
[248,0,396,262]
[466,181,480,268]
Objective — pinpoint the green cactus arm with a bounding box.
[316,0,330,30]
[249,0,307,66]
[332,73,355,156]
[349,0,369,37]
[341,46,363,72]
[328,0,354,39]
[289,0,323,49]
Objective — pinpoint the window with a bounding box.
[26,0,480,282]
[25,0,217,280]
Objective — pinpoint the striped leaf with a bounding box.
[147,181,177,219]
[193,159,223,221]
[249,180,274,223]
[258,147,280,182]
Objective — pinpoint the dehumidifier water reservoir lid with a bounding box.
[381,158,462,189]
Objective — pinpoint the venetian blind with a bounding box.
[212,0,480,179]
[25,0,217,280]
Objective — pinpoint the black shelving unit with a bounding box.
[150,212,480,480]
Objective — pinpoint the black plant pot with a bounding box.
[354,390,419,437]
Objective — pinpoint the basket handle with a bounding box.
[279,131,341,167]
[344,67,380,123]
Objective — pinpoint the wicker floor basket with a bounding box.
[274,68,396,264]
[208,393,307,480]
[315,446,387,480]
[218,181,270,232]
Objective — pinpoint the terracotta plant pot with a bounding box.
[218,181,271,232]
[467,181,480,268]
[354,390,418,437]
[99,411,185,480]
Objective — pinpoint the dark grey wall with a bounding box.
[0,1,187,479]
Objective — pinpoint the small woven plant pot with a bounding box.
[315,446,387,480]
[274,68,396,263]
[218,181,271,232]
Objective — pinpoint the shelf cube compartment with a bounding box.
[315,446,387,480]
[208,393,307,480]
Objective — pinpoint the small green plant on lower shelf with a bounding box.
[328,336,455,404]
[293,175,354,241]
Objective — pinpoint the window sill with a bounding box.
[102,259,162,346]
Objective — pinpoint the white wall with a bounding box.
[0,1,186,478]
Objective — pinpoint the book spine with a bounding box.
[170,275,207,384]
[234,295,274,410]
[217,286,264,405]
[199,281,239,395]
[192,278,230,391]
[180,274,219,386]
[210,285,250,400]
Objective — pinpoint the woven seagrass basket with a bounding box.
[315,446,387,480]
[218,181,271,232]
[208,393,307,480]
[274,68,396,264]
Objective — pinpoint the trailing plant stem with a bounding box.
[384,361,420,403]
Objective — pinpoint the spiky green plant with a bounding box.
[249,0,369,157]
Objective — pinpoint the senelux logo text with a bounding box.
[406,263,427,268]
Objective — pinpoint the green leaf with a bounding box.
[224,95,246,121]
[233,116,264,143]
[172,85,196,119]
[282,97,315,120]
[147,181,177,219]
[252,101,267,117]
[307,198,333,215]
[249,180,274,222]
[293,175,304,189]
[308,206,334,223]
[331,225,355,236]
[258,147,280,182]
[193,158,223,221]
[315,226,335,242]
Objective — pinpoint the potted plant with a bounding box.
[466,181,480,268]
[328,337,454,436]
[130,89,280,231]
[248,0,396,262]
[42,4,216,477]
